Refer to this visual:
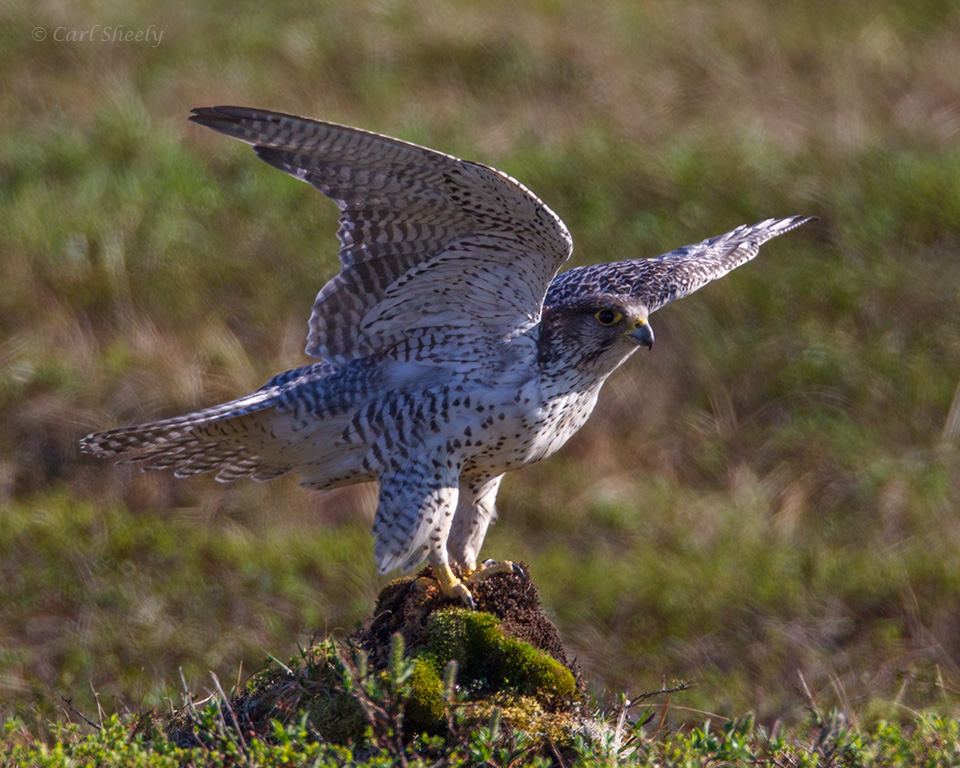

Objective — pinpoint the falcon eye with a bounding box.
[594,308,622,326]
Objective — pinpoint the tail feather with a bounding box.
[80,361,369,485]
[79,389,280,458]
[80,389,294,482]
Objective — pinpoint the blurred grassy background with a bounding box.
[1,0,959,728]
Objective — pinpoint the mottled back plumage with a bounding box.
[81,106,813,601]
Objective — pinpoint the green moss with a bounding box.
[234,643,369,746]
[306,690,366,745]
[498,636,576,700]
[404,657,446,734]
[421,608,577,704]
[467,693,594,748]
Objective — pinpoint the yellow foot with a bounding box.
[413,561,523,609]
[414,564,476,609]
[467,559,524,585]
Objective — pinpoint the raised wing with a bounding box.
[189,107,573,363]
[544,216,814,313]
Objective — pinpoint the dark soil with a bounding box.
[355,563,583,688]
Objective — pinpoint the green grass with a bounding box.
[5,684,960,766]
[3,0,960,754]
[6,632,960,766]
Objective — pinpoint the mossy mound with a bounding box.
[355,564,585,736]
[170,565,596,755]
[397,605,580,734]
[423,607,577,700]
[360,563,580,682]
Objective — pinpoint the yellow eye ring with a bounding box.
[594,308,622,326]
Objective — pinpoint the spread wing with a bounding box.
[189,106,573,363]
[545,216,814,313]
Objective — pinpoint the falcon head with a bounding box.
[536,295,653,377]
[537,217,815,382]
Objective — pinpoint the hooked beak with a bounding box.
[628,320,654,350]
